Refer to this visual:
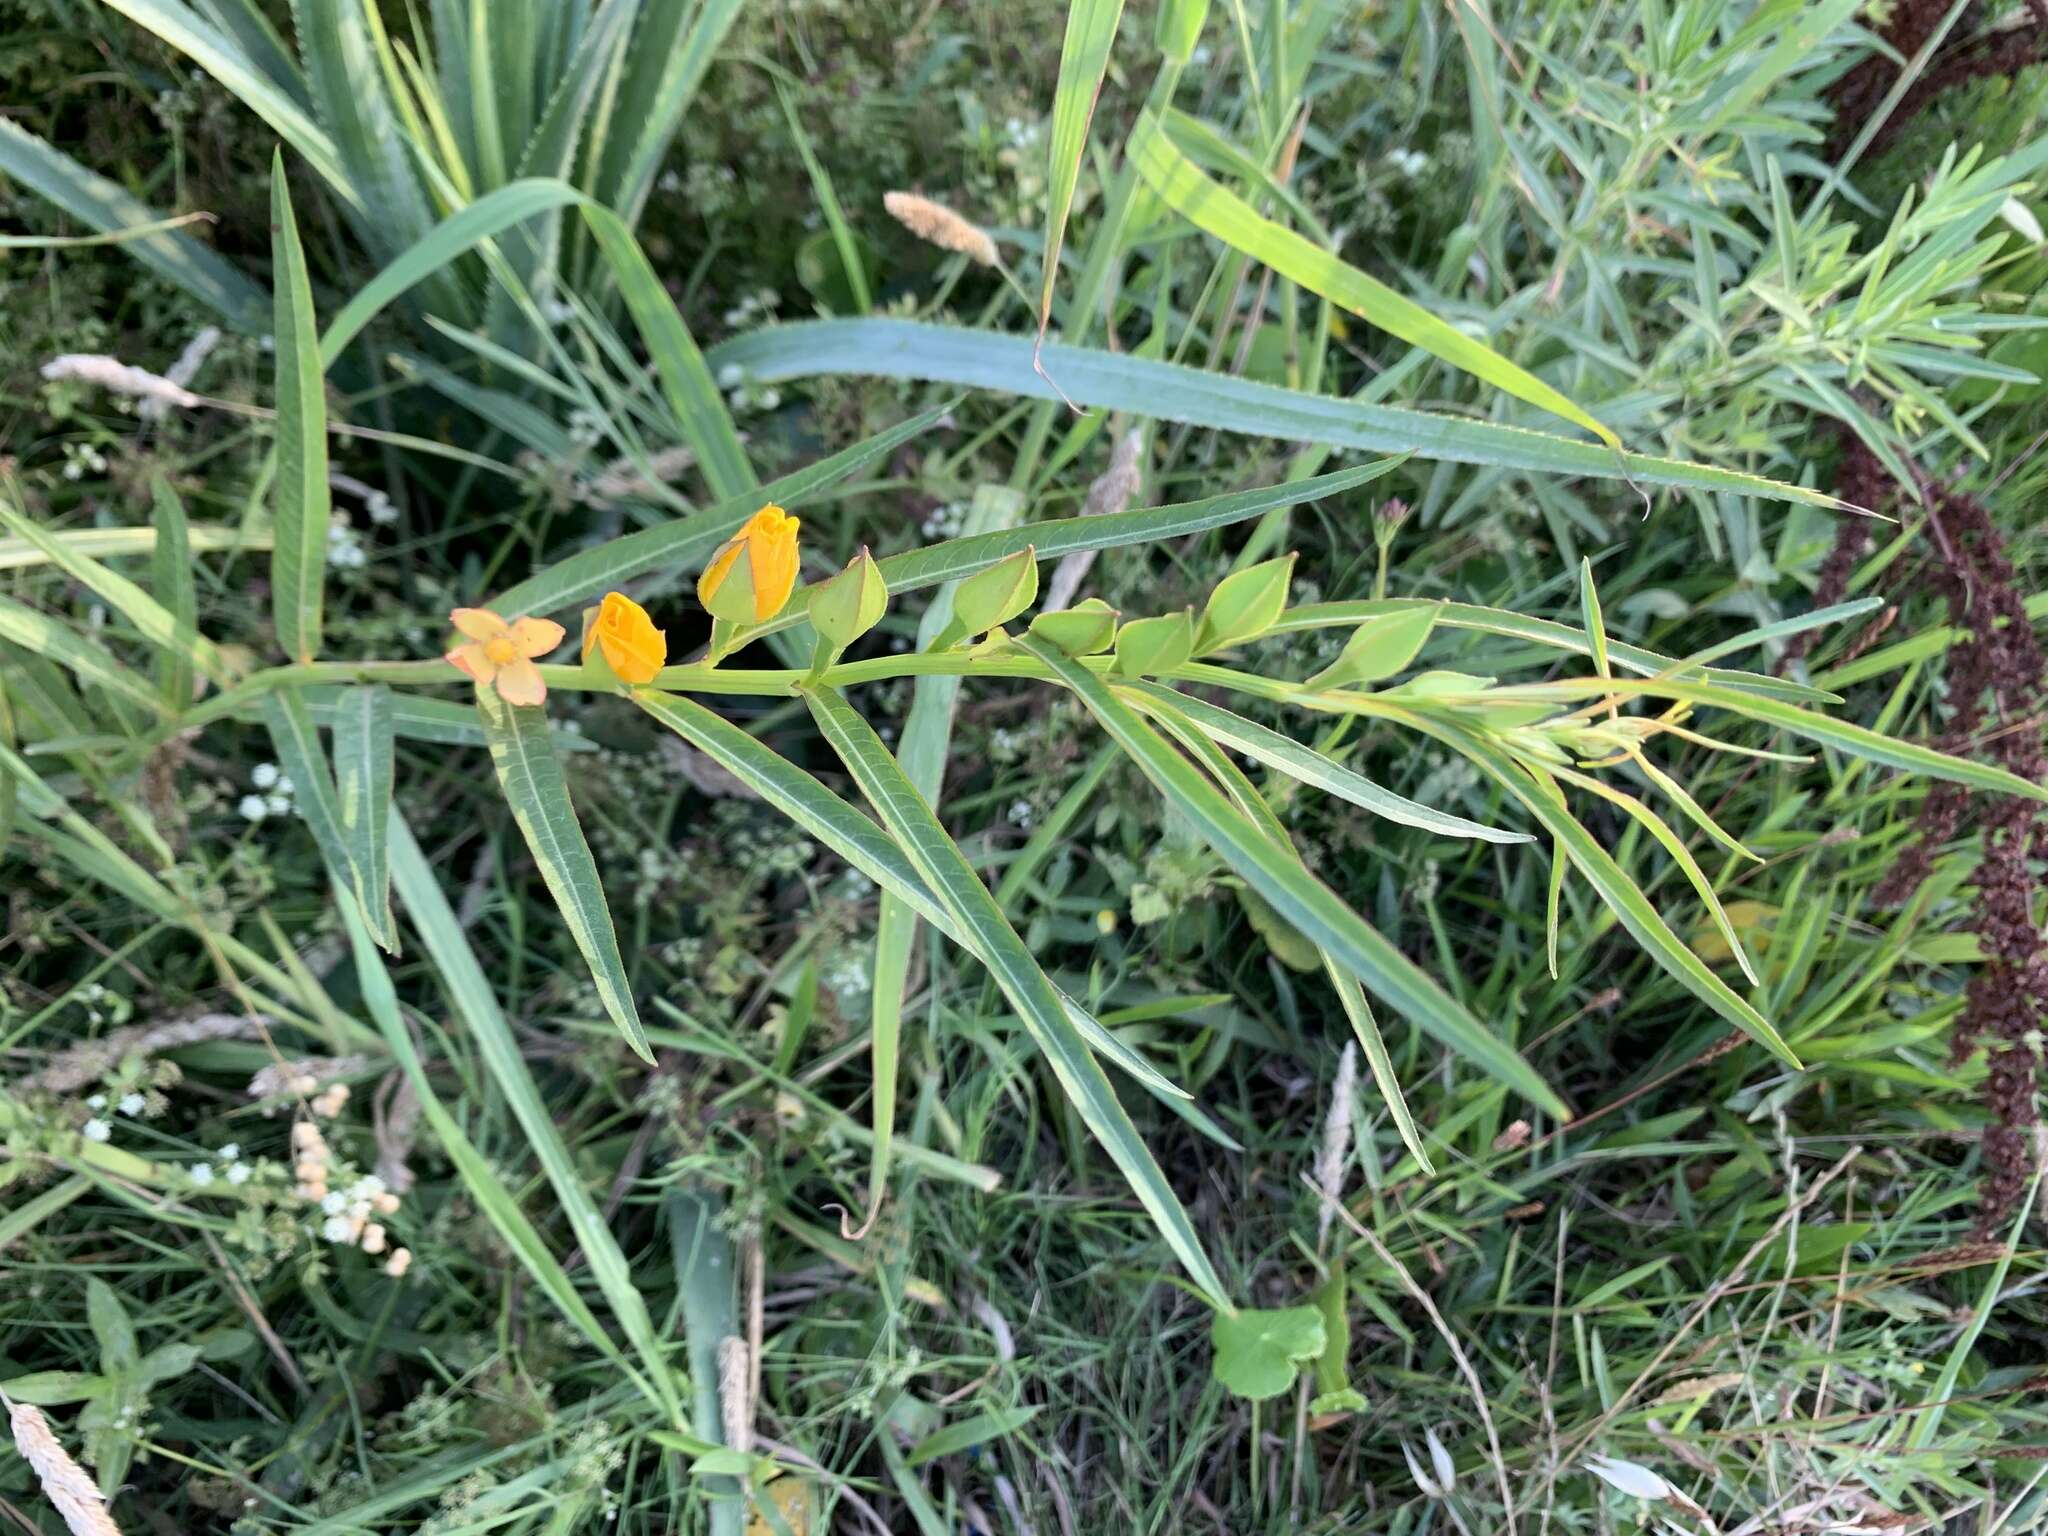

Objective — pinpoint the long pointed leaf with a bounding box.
[270,154,329,665]
[1020,636,1569,1117]
[332,685,398,952]
[704,320,1841,508]
[475,686,650,1060]
[1129,110,1618,447]
[801,684,1230,1309]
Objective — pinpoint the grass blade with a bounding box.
[332,685,398,953]
[475,685,650,1061]
[269,152,329,665]
[149,477,197,709]
[706,319,1842,507]
[1038,0,1129,349]
[0,499,232,693]
[388,810,682,1422]
[0,118,267,327]
[802,683,1231,1309]
[1020,635,1570,1118]
[337,891,664,1414]
[1130,110,1618,447]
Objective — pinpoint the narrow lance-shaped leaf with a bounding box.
[150,476,196,709]
[1020,635,1570,1117]
[1141,693,1434,1173]
[1038,0,1130,354]
[0,498,231,692]
[337,891,658,1407]
[261,689,361,913]
[385,811,682,1424]
[1129,110,1618,447]
[801,684,1232,1310]
[1405,706,1801,1069]
[1119,679,1527,844]
[332,684,398,953]
[630,690,1188,1102]
[475,686,650,1061]
[270,151,329,665]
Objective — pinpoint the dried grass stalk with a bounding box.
[8,1402,122,1536]
[29,1013,264,1094]
[41,354,201,412]
[884,191,1000,267]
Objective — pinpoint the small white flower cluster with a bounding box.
[1384,148,1430,179]
[80,1087,149,1142]
[238,761,296,823]
[920,501,966,539]
[329,472,400,527]
[715,363,781,414]
[188,1141,253,1187]
[60,442,109,481]
[721,287,780,330]
[326,509,368,569]
[568,406,606,449]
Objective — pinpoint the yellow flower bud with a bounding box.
[699,505,802,624]
[581,591,667,684]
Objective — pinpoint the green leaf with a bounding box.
[1029,597,1119,656]
[150,477,198,709]
[336,884,669,1417]
[0,597,163,717]
[941,546,1039,644]
[1128,111,1618,447]
[1211,1305,1326,1401]
[706,319,1841,507]
[581,203,755,500]
[1112,609,1195,677]
[0,117,267,327]
[332,685,397,952]
[1020,636,1569,1117]
[1137,696,1432,1173]
[630,690,1187,1104]
[905,1405,1044,1467]
[270,152,328,665]
[1039,0,1129,342]
[1196,553,1295,654]
[1276,598,1834,704]
[0,499,232,692]
[296,0,436,266]
[801,685,1229,1308]
[261,689,361,915]
[475,686,649,1061]
[1307,606,1438,689]
[385,812,681,1422]
[86,1279,138,1374]
[1119,681,1527,844]
[1410,709,1800,1068]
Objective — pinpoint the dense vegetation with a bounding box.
[3,0,2048,1531]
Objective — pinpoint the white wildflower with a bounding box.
[81,1120,110,1143]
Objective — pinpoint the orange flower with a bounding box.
[698,505,802,624]
[581,591,667,683]
[445,607,564,706]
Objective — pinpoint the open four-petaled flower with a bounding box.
[445,608,564,705]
